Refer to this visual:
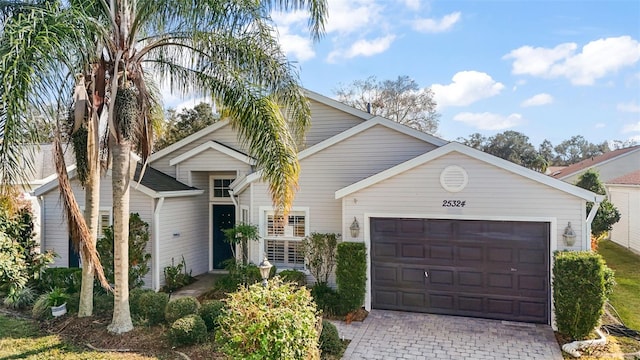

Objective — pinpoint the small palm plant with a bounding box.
[223,223,260,265]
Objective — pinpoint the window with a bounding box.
[262,209,308,268]
[98,211,111,238]
[212,178,234,198]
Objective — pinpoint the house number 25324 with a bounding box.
[442,200,466,207]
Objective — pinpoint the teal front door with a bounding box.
[212,205,235,269]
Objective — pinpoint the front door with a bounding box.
[68,236,80,268]
[212,204,235,269]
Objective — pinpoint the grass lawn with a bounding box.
[0,314,158,360]
[598,240,640,331]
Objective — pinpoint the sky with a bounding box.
[166,0,640,148]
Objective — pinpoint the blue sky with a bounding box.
[169,0,640,148]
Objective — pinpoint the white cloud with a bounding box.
[324,0,382,34]
[453,112,524,130]
[327,35,396,62]
[617,101,640,113]
[402,0,421,11]
[504,36,640,85]
[431,71,504,108]
[622,121,640,133]
[521,93,554,107]
[413,12,461,33]
[278,31,316,62]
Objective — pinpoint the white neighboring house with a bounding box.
[551,145,640,253]
[37,89,602,326]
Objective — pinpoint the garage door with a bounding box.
[371,218,549,323]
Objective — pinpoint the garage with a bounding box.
[371,218,550,324]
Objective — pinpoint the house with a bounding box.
[605,170,640,253]
[35,89,602,326]
[551,145,640,253]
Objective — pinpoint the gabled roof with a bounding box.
[169,140,255,166]
[335,142,604,203]
[298,116,448,160]
[605,169,640,186]
[230,116,449,195]
[551,145,640,180]
[150,120,230,162]
[303,89,376,120]
[33,163,203,199]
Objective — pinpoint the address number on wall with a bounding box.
[442,200,466,207]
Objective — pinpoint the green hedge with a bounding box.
[165,296,200,324]
[130,289,169,325]
[167,314,208,346]
[199,300,225,332]
[319,319,342,356]
[216,279,320,360]
[553,251,615,340]
[335,242,366,314]
[38,268,82,293]
[278,269,307,287]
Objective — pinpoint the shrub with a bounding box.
[32,293,51,319]
[301,233,339,284]
[3,285,36,309]
[214,259,277,293]
[311,282,340,316]
[167,314,208,346]
[93,292,114,316]
[336,242,367,314]
[38,268,83,293]
[574,170,621,238]
[97,213,152,289]
[130,289,169,325]
[553,251,614,340]
[216,279,320,360]
[199,300,225,331]
[165,296,200,324]
[161,256,195,292]
[223,223,260,264]
[278,269,307,287]
[319,320,342,356]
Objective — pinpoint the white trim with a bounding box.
[303,89,375,120]
[298,116,447,161]
[152,197,165,291]
[33,166,77,196]
[209,174,237,201]
[169,141,255,166]
[150,119,230,162]
[557,146,640,180]
[335,142,605,203]
[360,212,557,326]
[605,183,640,189]
[230,172,260,194]
[258,206,310,265]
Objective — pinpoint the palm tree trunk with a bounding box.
[107,139,133,333]
[78,112,100,317]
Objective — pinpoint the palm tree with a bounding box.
[1,0,327,333]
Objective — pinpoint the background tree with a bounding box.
[1,0,327,334]
[553,135,609,165]
[574,170,621,239]
[335,75,440,134]
[155,103,219,151]
[457,131,546,171]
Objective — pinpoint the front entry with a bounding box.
[212,204,235,269]
[68,237,80,268]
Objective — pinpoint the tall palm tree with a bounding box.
[1,0,327,333]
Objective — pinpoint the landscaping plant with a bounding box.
[217,278,321,360]
[199,300,225,332]
[162,256,195,292]
[301,232,339,285]
[130,289,169,325]
[278,269,308,287]
[165,296,200,324]
[167,314,208,347]
[553,251,615,340]
[574,170,621,244]
[223,223,260,264]
[319,319,343,356]
[335,242,367,315]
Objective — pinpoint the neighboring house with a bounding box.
[551,145,640,253]
[36,89,602,327]
[606,170,640,253]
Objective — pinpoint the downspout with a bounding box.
[228,190,239,261]
[153,197,165,291]
[39,195,45,252]
[585,196,602,250]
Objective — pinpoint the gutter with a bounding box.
[153,197,165,291]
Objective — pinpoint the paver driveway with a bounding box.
[330,310,563,360]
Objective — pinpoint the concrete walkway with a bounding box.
[330,310,563,360]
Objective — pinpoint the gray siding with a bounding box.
[302,99,365,148]
[176,150,252,185]
[608,186,640,253]
[341,152,588,252]
[247,124,438,264]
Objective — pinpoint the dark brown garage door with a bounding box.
[371,218,549,323]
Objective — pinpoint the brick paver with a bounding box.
[330,310,563,360]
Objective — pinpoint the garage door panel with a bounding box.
[371,218,549,324]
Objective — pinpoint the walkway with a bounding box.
[330,310,563,360]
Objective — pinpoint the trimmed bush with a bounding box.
[167,314,208,346]
[214,260,277,293]
[216,279,320,360]
[319,320,342,356]
[336,242,367,315]
[553,251,614,340]
[38,268,82,293]
[278,269,307,287]
[301,232,338,284]
[131,289,169,325]
[310,282,340,316]
[199,300,225,332]
[165,296,200,324]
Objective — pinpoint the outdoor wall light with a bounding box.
[258,257,273,287]
[563,222,577,246]
[350,217,360,238]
